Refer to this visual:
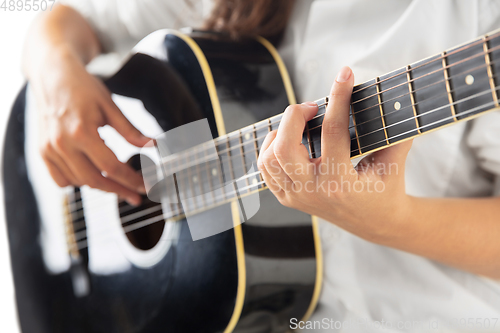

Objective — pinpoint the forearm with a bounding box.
[22,4,101,80]
[379,196,500,279]
[259,66,500,280]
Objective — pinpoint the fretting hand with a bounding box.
[257,66,413,241]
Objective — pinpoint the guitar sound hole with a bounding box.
[121,154,165,250]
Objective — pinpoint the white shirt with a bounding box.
[61,0,500,331]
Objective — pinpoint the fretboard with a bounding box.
[156,29,500,220]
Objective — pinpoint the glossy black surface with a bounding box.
[3,32,318,333]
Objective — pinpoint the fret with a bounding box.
[168,159,184,214]
[255,120,271,152]
[198,148,214,206]
[441,52,458,122]
[241,126,260,189]
[172,159,190,212]
[488,33,500,104]
[411,54,454,132]
[378,68,419,143]
[225,135,240,198]
[303,124,314,158]
[270,114,282,131]
[179,154,197,212]
[228,132,246,196]
[238,130,250,192]
[217,139,235,199]
[252,124,264,183]
[483,36,499,107]
[447,40,493,120]
[191,150,206,208]
[214,144,227,201]
[349,106,362,155]
[148,31,500,215]
[163,160,180,211]
[348,125,360,158]
[351,79,387,153]
[306,101,325,157]
[202,146,216,206]
[309,102,328,157]
[406,65,421,134]
[375,77,390,144]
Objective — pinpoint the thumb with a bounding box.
[102,100,151,147]
[321,66,355,163]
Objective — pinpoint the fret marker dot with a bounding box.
[394,101,401,110]
[193,176,198,183]
[465,74,474,85]
[252,178,258,185]
[212,168,217,176]
[245,133,251,141]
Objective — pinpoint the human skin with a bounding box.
[22,5,149,205]
[258,66,500,279]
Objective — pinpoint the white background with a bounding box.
[0,6,43,332]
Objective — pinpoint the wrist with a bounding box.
[366,194,416,244]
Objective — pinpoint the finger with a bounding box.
[44,158,71,187]
[258,131,291,191]
[321,66,355,163]
[65,151,142,206]
[101,98,151,147]
[258,130,282,193]
[259,130,278,157]
[273,103,318,180]
[259,158,285,195]
[83,136,146,193]
[263,141,295,191]
[42,146,80,185]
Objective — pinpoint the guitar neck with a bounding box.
[309,31,500,160]
[160,29,500,219]
[219,30,500,165]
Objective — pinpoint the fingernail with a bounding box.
[336,66,352,83]
[302,101,318,107]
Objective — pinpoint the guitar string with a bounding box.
[350,42,500,108]
[68,54,500,213]
[67,84,500,242]
[70,96,500,251]
[68,65,500,217]
[64,32,500,211]
[133,45,500,181]
[70,46,500,213]
[49,31,500,249]
[350,33,500,100]
[311,75,498,141]
[351,53,500,115]
[344,98,500,157]
[134,49,500,180]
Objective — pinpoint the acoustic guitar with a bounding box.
[3,28,500,332]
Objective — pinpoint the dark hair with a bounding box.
[204,0,295,44]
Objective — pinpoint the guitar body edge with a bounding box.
[2,29,321,333]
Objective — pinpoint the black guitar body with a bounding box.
[3,30,321,332]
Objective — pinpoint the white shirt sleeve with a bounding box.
[59,0,213,54]
[478,0,500,36]
[467,112,500,196]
